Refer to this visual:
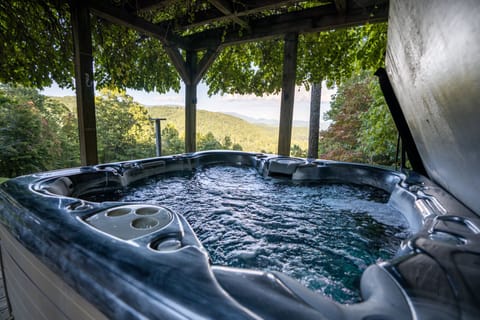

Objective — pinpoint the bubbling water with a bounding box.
[120,165,410,303]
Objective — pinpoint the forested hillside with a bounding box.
[53,96,308,154]
[147,105,308,153]
[1,75,397,179]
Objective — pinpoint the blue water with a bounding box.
[120,165,410,303]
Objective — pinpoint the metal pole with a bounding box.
[151,118,166,157]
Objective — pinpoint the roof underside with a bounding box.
[88,0,388,51]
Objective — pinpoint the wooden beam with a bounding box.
[208,0,250,30]
[185,51,198,153]
[278,33,298,156]
[87,0,185,48]
[161,46,220,154]
[157,0,301,32]
[88,0,386,52]
[88,1,193,85]
[167,47,219,152]
[164,44,219,86]
[183,2,388,50]
[70,0,98,165]
[334,0,347,15]
[136,0,176,11]
[163,45,190,84]
[227,0,301,13]
[192,47,220,85]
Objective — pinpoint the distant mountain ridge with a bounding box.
[49,96,309,153]
[146,105,308,153]
[223,112,311,127]
[50,95,313,128]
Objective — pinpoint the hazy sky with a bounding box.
[42,81,335,124]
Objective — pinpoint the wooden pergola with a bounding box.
[70,0,388,165]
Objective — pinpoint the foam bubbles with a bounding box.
[121,165,410,303]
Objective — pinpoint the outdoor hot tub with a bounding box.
[0,151,479,319]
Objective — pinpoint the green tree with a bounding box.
[2,1,389,162]
[0,0,180,93]
[197,132,222,151]
[196,132,244,152]
[204,24,387,157]
[56,110,80,167]
[0,85,64,176]
[0,0,73,88]
[320,75,371,162]
[0,84,80,170]
[161,124,184,155]
[92,19,180,93]
[95,89,155,162]
[358,82,397,165]
[319,74,397,166]
[222,136,233,149]
[1,1,387,95]
[205,23,387,95]
[206,41,283,96]
[291,144,307,157]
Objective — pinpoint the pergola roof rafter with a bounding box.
[183,2,388,50]
[151,0,302,33]
[207,0,250,30]
[87,0,185,47]
[334,0,347,15]
[89,0,388,51]
[135,0,177,12]
[70,0,388,163]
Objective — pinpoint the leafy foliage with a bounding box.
[205,23,388,95]
[160,124,244,155]
[291,144,307,157]
[206,40,284,96]
[358,82,398,165]
[52,95,309,156]
[147,105,308,153]
[95,89,155,163]
[0,0,73,88]
[2,1,390,165]
[0,86,164,177]
[0,84,76,176]
[197,132,223,151]
[320,75,372,162]
[1,1,387,100]
[319,74,397,166]
[1,82,324,179]
[161,123,184,155]
[0,79,397,179]
[0,1,180,93]
[92,19,181,93]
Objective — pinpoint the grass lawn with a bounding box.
[0,177,8,183]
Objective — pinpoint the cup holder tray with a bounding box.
[86,205,173,240]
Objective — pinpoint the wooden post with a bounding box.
[278,33,298,156]
[308,81,322,159]
[70,0,98,165]
[164,46,219,154]
[185,50,198,153]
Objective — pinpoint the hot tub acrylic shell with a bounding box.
[0,151,479,319]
